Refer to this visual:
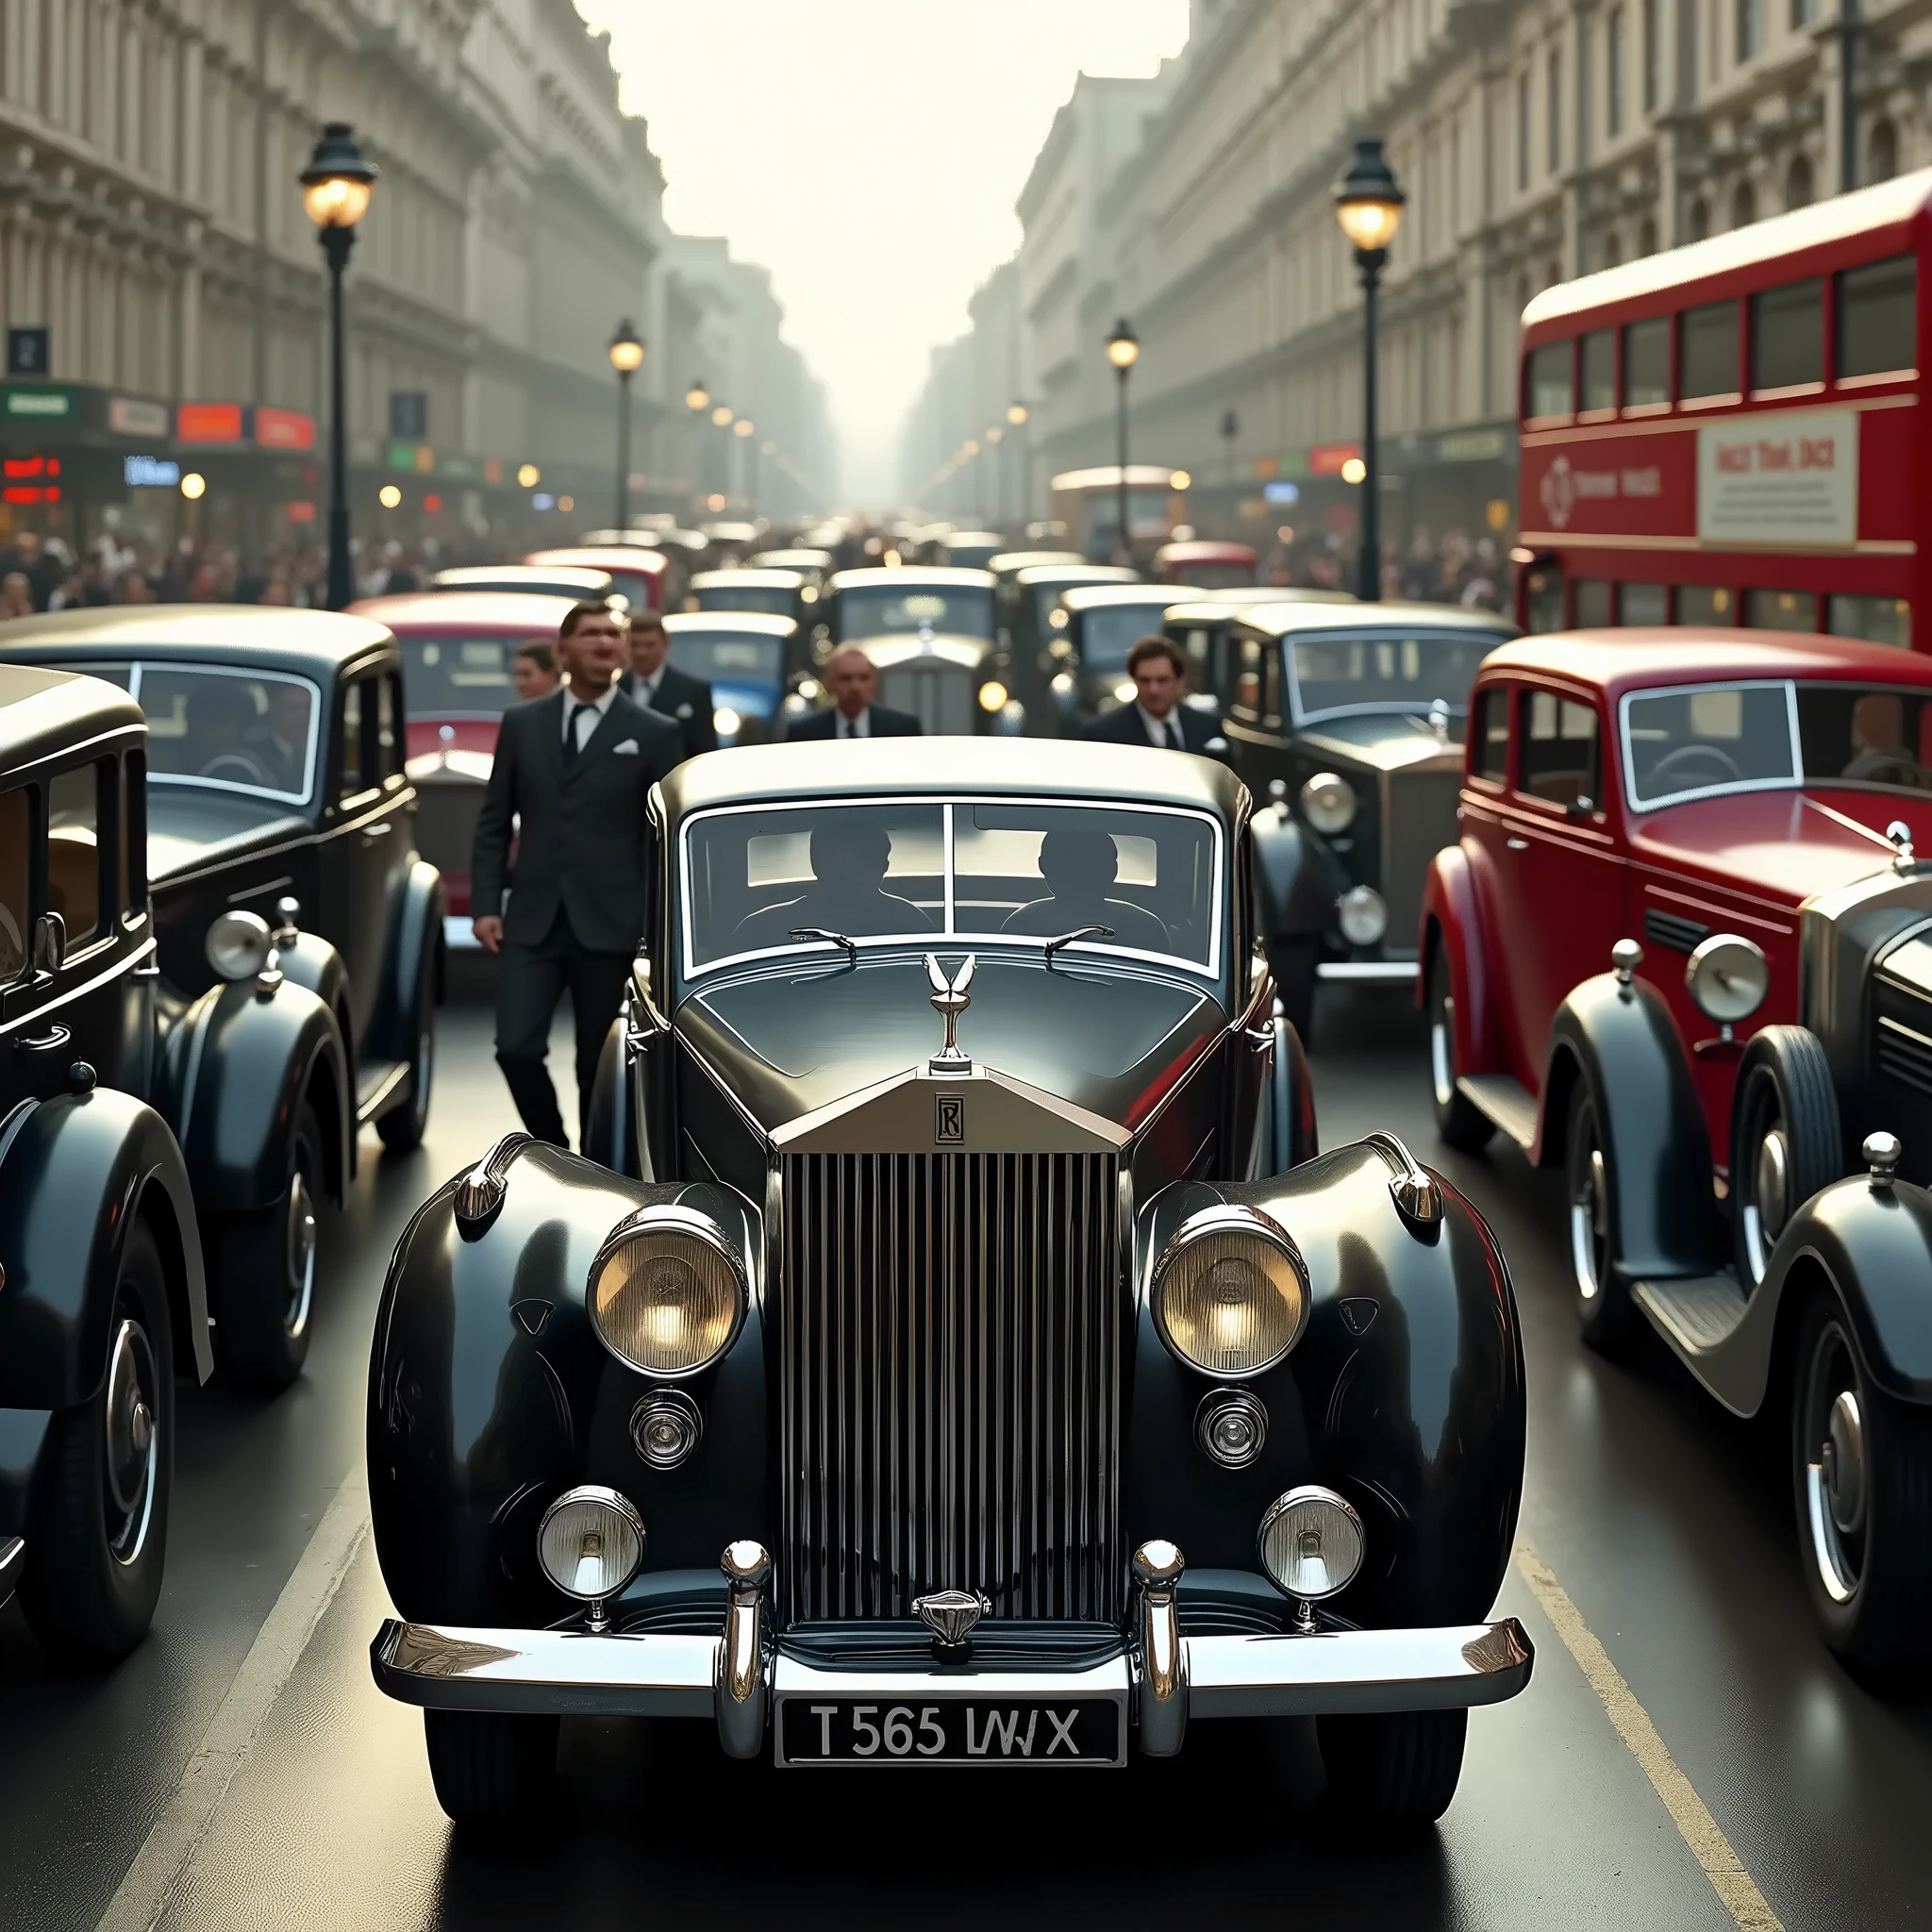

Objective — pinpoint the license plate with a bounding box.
[776,1695,1124,1767]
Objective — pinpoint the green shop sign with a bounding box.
[4,385,75,420]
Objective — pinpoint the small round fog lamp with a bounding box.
[1195,1389,1269,1469]
[537,1484,644,1619]
[630,1390,704,1470]
[1257,1484,1364,1624]
[1337,884,1389,947]
[206,908,275,982]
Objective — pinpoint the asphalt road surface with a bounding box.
[5,984,1929,1931]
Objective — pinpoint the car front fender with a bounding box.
[1419,842,1491,1062]
[376,859,444,1062]
[1252,802,1342,943]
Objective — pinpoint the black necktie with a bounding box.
[562,703,585,761]
[1164,716,1181,750]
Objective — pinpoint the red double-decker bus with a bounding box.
[1515,170,1929,649]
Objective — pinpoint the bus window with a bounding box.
[1574,580,1613,625]
[1680,299,1740,399]
[1743,588,1818,631]
[1827,593,1911,650]
[1581,331,1616,411]
[1623,317,1669,406]
[1679,587,1734,625]
[1622,584,1669,625]
[1524,562,1565,632]
[1750,279,1823,390]
[1526,341,1574,418]
[1838,255,1916,377]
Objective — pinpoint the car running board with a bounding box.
[1457,1074,1538,1150]
[356,1058,409,1124]
[1630,1272,1773,1419]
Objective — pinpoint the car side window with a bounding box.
[0,786,27,982]
[1234,634,1263,719]
[377,674,404,784]
[340,679,367,801]
[47,763,104,951]
[1519,689,1601,809]
[1260,642,1283,728]
[125,749,147,915]
[1472,687,1510,783]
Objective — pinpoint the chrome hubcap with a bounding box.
[1570,1141,1607,1302]
[1803,1321,1867,1604]
[1429,1017,1454,1108]
[104,1317,159,1566]
[1824,1391,1866,1534]
[1742,1124,1790,1284]
[284,1173,317,1341]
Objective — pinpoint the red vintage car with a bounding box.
[1154,540,1257,590]
[524,545,668,612]
[1421,627,1932,1680]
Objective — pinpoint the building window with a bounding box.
[1786,155,1813,209]
[1547,49,1563,173]
[1737,0,1761,58]
[1643,0,1661,111]
[1790,0,1817,23]
[1517,71,1531,190]
[1608,7,1626,136]
[1732,179,1757,228]
[1870,119,1898,184]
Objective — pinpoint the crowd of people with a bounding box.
[1257,525,1509,611]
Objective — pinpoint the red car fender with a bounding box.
[1420,841,1494,1075]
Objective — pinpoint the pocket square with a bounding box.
[612,738,641,755]
[675,702,693,719]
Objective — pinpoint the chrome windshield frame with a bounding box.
[1284,625,1511,727]
[1617,676,1802,814]
[130,659,323,807]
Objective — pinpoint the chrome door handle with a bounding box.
[1506,837,1529,851]
[361,822,393,840]
[16,1024,71,1057]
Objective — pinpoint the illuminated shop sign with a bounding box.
[125,455,182,488]
[3,452,59,502]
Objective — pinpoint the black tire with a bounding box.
[19,1219,174,1659]
[1426,952,1494,1153]
[1790,1292,1932,1688]
[1318,1707,1468,1828]
[1274,937,1319,1048]
[1565,1077,1636,1353]
[213,1096,324,1391]
[376,930,438,1154]
[1731,1026,1841,1291]
[424,1709,559,1827]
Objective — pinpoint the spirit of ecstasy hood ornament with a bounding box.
[913,1588,991,1657]
[924,953,975,1074]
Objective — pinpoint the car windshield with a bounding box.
[669,631,785,686]
[1623,680,1932,808]
[696,584,795,617]
[398,636,522,718]
[1289,629,1503,721]
[1078,604,1175,674]
[681,798,1222,978]
[133,663,318,803]
[835,584,993,641]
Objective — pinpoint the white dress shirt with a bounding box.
[834,707,872,740]
[632,662,667,707]
[561,681,619,753]
[1137,703,1184,749]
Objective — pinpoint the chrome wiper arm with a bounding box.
[790,926,858,963]
[1042,924,1114,960]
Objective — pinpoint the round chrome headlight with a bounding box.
[588,1205,748,1379]
[536,1484,644,1602]
[1300,773,1357,835]
[1257,1485,1364,1602]
[1151,1204,1310,1379]
[1686,932,1769,1024]
[1337,884,1389,947]
[206,908,275,982]
[977,679,1009,712]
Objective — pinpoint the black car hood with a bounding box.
[1293,711,1464,772]
[679,952,1225,1136]
[146,785,309,883]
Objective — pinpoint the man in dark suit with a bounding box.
[472,600,681,1148]
[1085,634,1229,758]
[784,646,923,740]
[621,610,717,761]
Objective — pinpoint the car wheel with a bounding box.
[1791,1292,1932,1688]
[20,1219,174,1659]
[1566,1078,1635,1352]
[424,1709,559,1826]
[1731,1026,1840,1291]
[1317,1707,1467,1828]
[1426,953,1493,1153]
[376,931,438,1154]
[214,1095,324,1391]
[1274,937,1319,1049]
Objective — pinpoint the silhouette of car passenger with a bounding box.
[737,815,936,944]
[188,681,274,788]
[1001,826,1171,951]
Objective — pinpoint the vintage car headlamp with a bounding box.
[1151,1204,1310,1379]
[1257,1484,1364,1604]
[1049,607,1069,631]
[1300,772,1357,835]
[1337,884,1389,947]
[713,706,741,739]
[537,1484,644,1603]
[206,908,275,982]
[1685,932,1769,1025]
[588,1205,748,1379]
[977,679,1009,712]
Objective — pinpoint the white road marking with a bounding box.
[97,1479,370,1932]
[1514,1537,1784,1932]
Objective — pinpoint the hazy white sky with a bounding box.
[578,0,1191,501]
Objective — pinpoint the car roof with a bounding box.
[0,603,396,675]
[663,611,799,639]
[691,569,805,589]
[429,565,612,591]
[1163,589,1358,623]
[1157,540,1257,560]
[1014,564,1140,588]
[348,591,579,632]
[1236,599,1520,640]
[748,549,832,567]
[1478,627,1932,697]
[0,661,144,766]
[1059,582,1191,611]
[828,566,996,591]
[661,735,1246,825]
[991,551,1085,575]
[524,547,667,575]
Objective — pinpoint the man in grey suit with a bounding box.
[472,600,681,1147]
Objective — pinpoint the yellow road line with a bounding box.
[1514,1538,1784,1932]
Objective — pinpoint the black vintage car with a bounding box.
[0,664,353,1657]
[1223,602,1517,1042]
[689,568,817,629]
[1056,582,1203,727]
[1001,562,1140,732]
[815,565,1018,734]
[1161,586,1357,696]
[663,611,799,746]
[367,739,1532,1825]
[0,609,444,1383]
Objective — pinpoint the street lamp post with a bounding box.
[685,381,708,509]
[734,417,755,510]
[299,123,377,610]
[1220,408,1240,487]
[608,320,644,531]
[1334,138,1406,602]
[1105,321,1140,561]
[1007,400,1028,528]
[985,425,1005,525]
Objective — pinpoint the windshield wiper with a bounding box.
[1042,924,1113,960]
[790,926,858,964]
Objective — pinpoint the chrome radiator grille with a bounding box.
[777,1150,1123,1624]
[880,665,974,735]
